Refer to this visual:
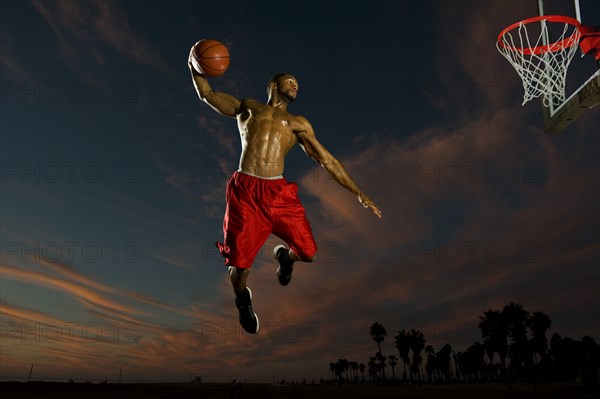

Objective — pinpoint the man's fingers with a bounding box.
[371,205,382,219]
[358,195,381,218]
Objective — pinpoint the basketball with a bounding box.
[191,39,230,77]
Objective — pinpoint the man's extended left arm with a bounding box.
[295,118,382,219]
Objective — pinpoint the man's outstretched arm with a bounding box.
[294,117,382,219]
[188,45,241,118]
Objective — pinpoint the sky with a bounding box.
[1,0,599,384]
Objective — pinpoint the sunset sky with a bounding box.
[1,0,599,383]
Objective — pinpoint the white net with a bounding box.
[497,18,581,107]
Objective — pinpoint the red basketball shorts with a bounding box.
[215,171,318,268]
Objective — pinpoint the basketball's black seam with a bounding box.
[197,42,228,59]
[201,64,226,72]
[200,55,230,60]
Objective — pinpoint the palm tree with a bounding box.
[359,363,366,382]
[329,362,336,382]
[394,329,411,384]
[368,356,378,382]
[466,342,486,381]
[425,345,436,382]
[349,361,359,382]
[376,352,387,381]
[527,311,551,364]
[388,354,398,381]
[370,322,387,381]
[339,358,349,383]
[479,309,510,388]
[437,344,453,382]
[409,329,426,383]
[503,303,532,385]
[330,361,342,383]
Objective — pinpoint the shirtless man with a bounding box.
[189,46,381,334]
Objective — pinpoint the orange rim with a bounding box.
[498,15,581,55]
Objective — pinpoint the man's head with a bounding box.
[267,73,298,103]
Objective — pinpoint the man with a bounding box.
[189,47,381,334]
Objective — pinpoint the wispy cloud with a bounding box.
[31,0,169,75]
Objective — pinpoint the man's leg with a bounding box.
[271,180,318,286]
[274,246,317,286]
[228,266,250,294]
[229,266,259,334]
[287,250,316,263]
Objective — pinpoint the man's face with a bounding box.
[276,76,298,102]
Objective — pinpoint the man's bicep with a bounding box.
[205,92,241,118]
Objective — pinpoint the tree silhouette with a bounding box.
[409,329,426,384]
[368,356,378,382]
[376,352,387,381]
[528,311,551,364]
[456,342,486,382]
[437,344,453,382]
[370,322,387,381]
[330,304,597,390]
[339,358,349,383]
[479,309,510,388]
[425,345,437,382]
[329,362,336,382]
[549,333,600,387]
[388,354,398,381]
[503,303,531,382]
[394,329,411,384]
[349,361,359,383]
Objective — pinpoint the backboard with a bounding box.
[537,0,600,133]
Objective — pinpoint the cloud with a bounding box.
[31,0,169,75]
[2,263,144,317]
[0,29,36,83]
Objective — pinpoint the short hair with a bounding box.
[267,73,295,93]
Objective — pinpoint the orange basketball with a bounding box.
[191,39,230,77]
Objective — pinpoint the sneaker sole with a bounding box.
[273,244,286,259]
[245,287,259,333]
[274,246,293,286]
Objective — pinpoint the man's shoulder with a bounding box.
[240,98,261,108]
[292,114,312,127]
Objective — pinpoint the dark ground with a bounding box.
[1,381,598,399]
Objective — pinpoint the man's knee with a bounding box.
[229,266,250,278]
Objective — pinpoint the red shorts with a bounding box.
[215,171,318,268]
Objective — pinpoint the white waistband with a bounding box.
[237,169,284,180]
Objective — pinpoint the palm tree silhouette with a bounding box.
[479,309,510,388]
[457,342,486,382]
[376,352,387,381]
[329,362,336,382]
[349,361,359,382]
[394,329,411,384]
[409,329,426,383]
[528,311,551,364]
[503,303,531,384]
[359,363,366,382]
[388,354,398,381]
[425,345,436,382]
[368,356,378,382]
[339,358,349,383]
[370,322,387,381]
[437,343,453,382]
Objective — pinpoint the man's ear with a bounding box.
[270,82,277,90]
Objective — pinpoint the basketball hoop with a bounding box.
[497,15,581,107]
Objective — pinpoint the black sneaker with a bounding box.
[274,245,295,286]
[235,287,259,334]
